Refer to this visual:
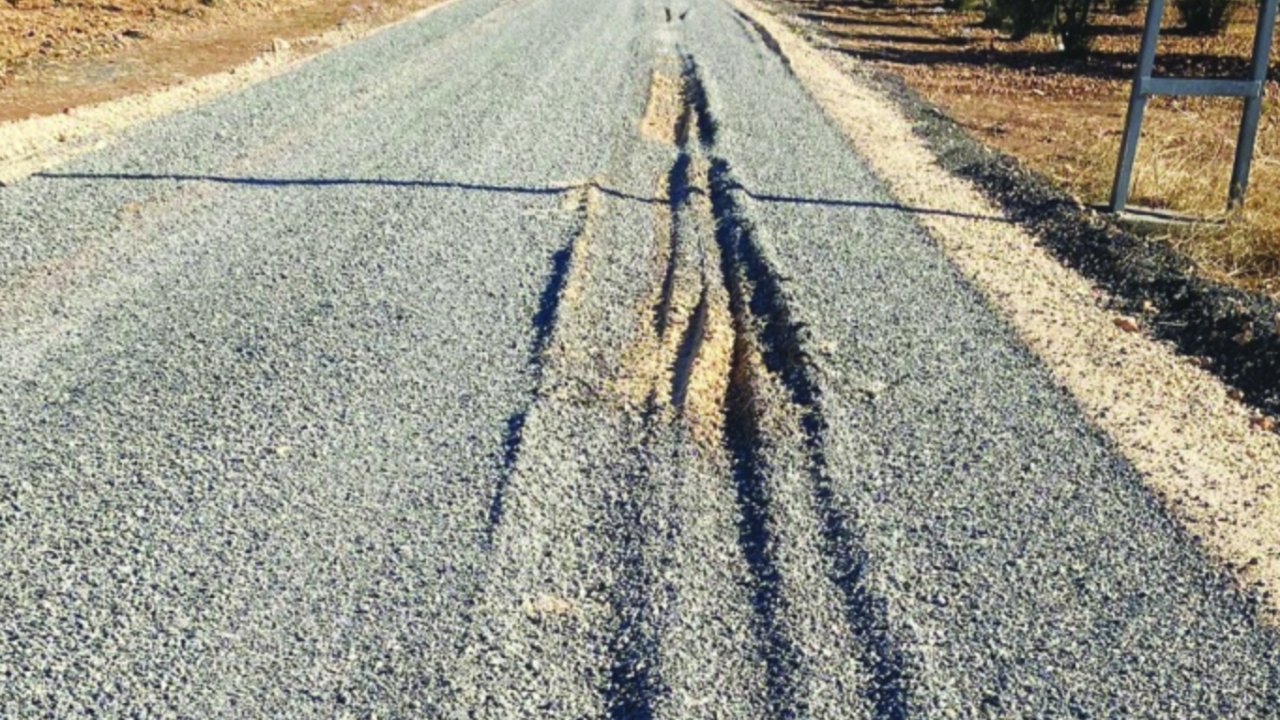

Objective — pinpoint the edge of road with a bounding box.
[769,2,1280,425]
[729,0,1280,625]
[874,48,1280,426]
[0,0,460,187]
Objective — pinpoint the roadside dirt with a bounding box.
[0,0,444,123]
[789,0,1280,296]
[0,0,455,185]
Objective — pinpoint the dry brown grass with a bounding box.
[1073,97,1280,289]
[794,0,1280,296]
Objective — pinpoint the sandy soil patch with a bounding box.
[640,64,684,146]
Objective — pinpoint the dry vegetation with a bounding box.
[2,0,308,81]
[792,0,1280,296]
[0,0,436,121]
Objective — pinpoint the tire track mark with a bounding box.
[603,443,665,720]
[709,155,909,718]
[681,53,807,719]
[485,183,599,545]
[682,50,910,716]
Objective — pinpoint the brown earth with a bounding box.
[789,0,1280,296]
[0,0,443,123]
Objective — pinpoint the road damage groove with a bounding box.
[602,443,666,720]
[659,55,808,716]
[620,66,730,447]
[708,155,910,718]
[485,183,599,544]
[619,48,916,715]
[731,7,792,74]
[467,47,898,714]
[720,261,806,718]
[666,53,914,716]
[654,154,689,339]
[7,0,1279,715]
[670,284,711,411]
[676,47,914,715]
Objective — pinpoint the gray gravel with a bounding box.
[1,0,1277,716]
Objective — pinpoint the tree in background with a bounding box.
[1175,0,1237,33]
[985,0,1054,37]
[1057,0,1099,54]
[984,0,1100,56]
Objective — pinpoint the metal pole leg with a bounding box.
[1228,0,1278,209]
[1231,95,1265,209]
[1110,0,1166,213]
[1111,93,1149,213]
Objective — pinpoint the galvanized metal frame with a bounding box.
[1110,0,1278,212]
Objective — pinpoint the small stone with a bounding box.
[523,594,575,618]
[1113,316,1140,333]
[1234,324,1255,346]
[1249,416,1276,433]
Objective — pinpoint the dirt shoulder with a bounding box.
[0,0,445,123]
[0,0,454,185]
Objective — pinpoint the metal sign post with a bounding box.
[1110,0,1279,213]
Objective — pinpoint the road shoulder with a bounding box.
[731,0,1280,624]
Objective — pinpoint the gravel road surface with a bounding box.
[2,0,1277,716]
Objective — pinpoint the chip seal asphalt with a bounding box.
[1,0,1278,716]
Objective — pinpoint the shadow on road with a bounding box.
[35,171,1010,223]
